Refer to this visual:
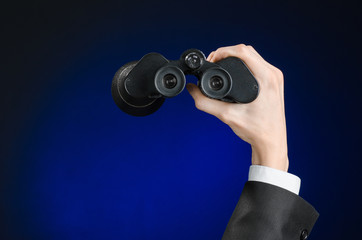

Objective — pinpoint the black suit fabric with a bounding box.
[222,181,319,240]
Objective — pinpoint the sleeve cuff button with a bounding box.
[300,229,309,240]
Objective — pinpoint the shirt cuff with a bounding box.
[248,165,301,195]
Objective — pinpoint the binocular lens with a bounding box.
[163,74,177,89]
[155,66,185,97]
[200,67,231,99]
[209,76,224,90]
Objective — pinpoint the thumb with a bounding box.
[186,83,229,117]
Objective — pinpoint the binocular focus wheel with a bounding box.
[111,61,165,116]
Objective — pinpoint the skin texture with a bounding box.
[187,44,289,172]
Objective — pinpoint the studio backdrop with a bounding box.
[1,0,361,239]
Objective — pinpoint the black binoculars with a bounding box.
[111,49,259,116]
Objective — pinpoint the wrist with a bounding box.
[251,143,289,172]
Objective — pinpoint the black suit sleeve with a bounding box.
[222,181,319,240]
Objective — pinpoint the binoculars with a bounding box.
[111,49,259,116]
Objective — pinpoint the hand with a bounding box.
[187,44,289,171]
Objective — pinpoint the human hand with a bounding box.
[187,44,289,171]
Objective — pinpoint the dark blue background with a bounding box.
[1,0,361,239]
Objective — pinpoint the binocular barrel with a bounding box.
[111,49,259,116]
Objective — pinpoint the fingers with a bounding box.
[246,45,281,72]
[206,51,215,61]
[186,83,230,119]
[209,44,270,79]
[210,45,239,63]
[244,45,264,60]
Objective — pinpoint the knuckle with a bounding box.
[214,47,231,60]
[213,48,222,57]
[264,68,279,87]
[274,67,284,78]
[219,112,229,123]
[246,45,255,50]
[272,67,284,84]
[194,99,205,110]
[237,44,247,53]
[219,107,234,124]
[236,44,250,58]
[215,47,224,53]
[237,43,246,49]
[194,102,201,110]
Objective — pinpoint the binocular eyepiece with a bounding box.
[111,49,259,116]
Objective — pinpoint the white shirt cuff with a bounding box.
[248,165,301,195]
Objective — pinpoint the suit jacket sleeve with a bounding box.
[222,181,319,240]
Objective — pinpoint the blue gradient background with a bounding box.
[1,0,361,239]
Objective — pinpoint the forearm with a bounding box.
[187,43,319,239]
